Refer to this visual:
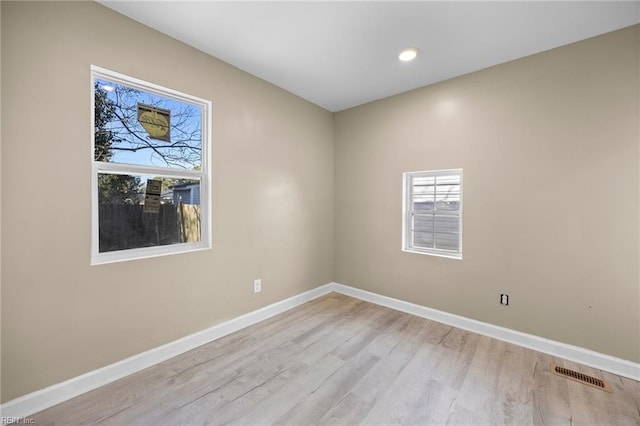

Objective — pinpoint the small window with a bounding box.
[403,169,463,259]
[91,66,211,264]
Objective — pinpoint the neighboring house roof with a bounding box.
[170,182,199,189]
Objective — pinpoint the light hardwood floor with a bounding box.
[31,293,640,425]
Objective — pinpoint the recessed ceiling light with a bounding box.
[398,48,419,62]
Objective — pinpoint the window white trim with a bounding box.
[402,168,463,259]
[90,65,212,265]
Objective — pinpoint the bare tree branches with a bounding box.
[95,81,202,169]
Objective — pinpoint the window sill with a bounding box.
[402,247,462,260]
[91,242,211,265]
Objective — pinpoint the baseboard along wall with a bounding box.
[331,283,640,382]
[2,282,638,419]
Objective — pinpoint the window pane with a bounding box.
[434,214,459,233]
[435,197,460,212]
[412,176,460,212]
[435,232,459,251]
[434,174,460,211]
[413,231,434,249]
[412,214,434,233]
[412,176,435,208]
[414,199,435,211]
[95,78,202,169]
[436,174,460,186]
[98,173,201,253]
[434,215,460,251]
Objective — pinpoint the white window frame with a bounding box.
[402,169,463,259]
[91,66,212,265]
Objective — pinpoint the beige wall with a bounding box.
[1,2,334,401]
[334,25,640,363]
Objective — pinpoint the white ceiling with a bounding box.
[100,1,640,112]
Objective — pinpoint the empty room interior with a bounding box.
[1,1,640,424]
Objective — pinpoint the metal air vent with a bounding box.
[552,365,611,392]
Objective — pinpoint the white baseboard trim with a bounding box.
[331,282,640,382]
[0,283,335,419]
[4,281,638,419]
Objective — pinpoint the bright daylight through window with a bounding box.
[403,169,462,259]
[91,66,211,264]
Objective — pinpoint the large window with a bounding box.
[403,169,463,259]
[91,66,211,264]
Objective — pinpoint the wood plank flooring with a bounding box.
[31,293,640,425]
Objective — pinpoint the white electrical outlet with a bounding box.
[500,294,509,305]
[253,279,262,293]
